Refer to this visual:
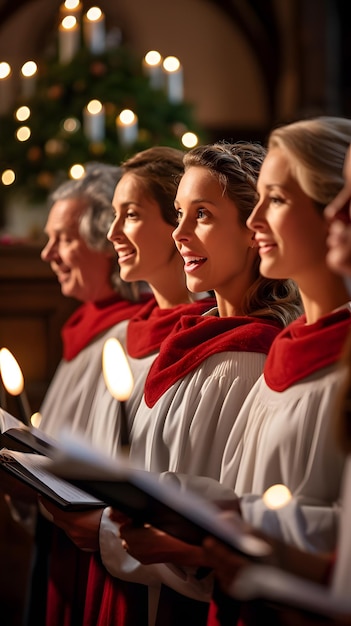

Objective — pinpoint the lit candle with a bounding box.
[163,56,183,104]
[83,99,105,142]
[116,109,138,148]
[83,7,106,54]
[143,50,164,89]
[59,16,80,64]
[0,348,32,426]
[60,0,82,20]
[0,61,12,116]
[102,338,134,451]
[20,61,38,99]
[262,484,292,509]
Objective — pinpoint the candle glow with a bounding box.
[83,99,105,142]
[143,50,164,89]
[16,106,31,121]
[0,348,24,395]
[163,56,184,104]
[0,348,32,426]
[116,109,138,147]
[181,131,198,148]
[0,62,11,79]
[59,16,80,64]
[83,7,105,54]
[69,163,85,179]
[0,62,12,115]
[102,338,134,402]
[1,169,15,186]
[262,484,292,509]
[21,61,38,98]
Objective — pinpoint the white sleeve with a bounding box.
[99,507,213,601]
[240,495,340,552]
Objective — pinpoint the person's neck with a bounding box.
[299,272,350,324]
[150,286,194,309]
[85,285,117,305]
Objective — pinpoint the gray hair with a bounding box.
[49,163,137,300]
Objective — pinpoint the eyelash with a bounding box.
[269,196,285,205]
[175,207,210,224]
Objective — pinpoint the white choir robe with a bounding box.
[98,350,267,604]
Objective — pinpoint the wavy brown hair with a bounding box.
[183,141,302,326]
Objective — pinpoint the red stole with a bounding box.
[62,294,153,361]
[264,307,351,392]
[126,296,216,358]
[144,314,282,408]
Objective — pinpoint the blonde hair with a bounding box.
[269,116,351,210]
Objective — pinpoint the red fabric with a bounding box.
[46,528,91,626]
[264,308,351,392]
[83,556,148,626]
[62,294,153,361]
[144,314,282,407]
[126,296,216,358]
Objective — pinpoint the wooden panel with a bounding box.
[0,242,78,417]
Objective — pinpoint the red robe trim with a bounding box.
[264,307,351,392]
[126,296,216,358]
[144,314,282,408]
[62,294,153,361]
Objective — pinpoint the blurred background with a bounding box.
[0,1,350,623]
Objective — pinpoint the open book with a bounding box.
[0,408,104,510]
[45,432,272,559]
[0,408,57,455]
[0,449,104,510]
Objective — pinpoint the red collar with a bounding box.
[144,314,281,407]
[62,294,153,361]
[264,308,351,391]
[126,297,216,358]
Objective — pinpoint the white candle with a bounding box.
[20,61,38,99]
[143,50,164,89]
[83,7,106,54]
[103,338,134,451]
[59,16,80,64]
[0,61,12,115]
[116,109,138,147]
[83,99,105,142]
[163,56,183,104]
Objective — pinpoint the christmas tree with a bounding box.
[0,2,205,205]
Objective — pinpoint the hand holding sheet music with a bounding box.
[46,431,272,559]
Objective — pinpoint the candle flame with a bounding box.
[21,61,37,78]
[1,169,15,185]
[64,0,80,9]
[86,99,103,114]
[262,484,292,509]
[102,338,134,401]
[86,7,102,21]
[163,56,181,73]
[144,50,162,66]
[16,106,31,121]
[0,348,24,395]
[62,15,77,30]
[182,132,198,148]
[0,62,11,79]
[30,412,42,428]
[118,109,136,126]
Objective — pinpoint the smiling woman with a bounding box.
[94,141,301,626]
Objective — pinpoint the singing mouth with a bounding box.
[182,255,207,272]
